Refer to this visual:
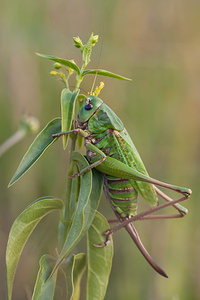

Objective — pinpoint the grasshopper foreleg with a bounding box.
[52,128,88,139]
[70,155,106,178]
[70,142,107,177]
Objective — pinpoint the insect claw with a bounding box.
[93,242,107,248]
[70,172,80,178]
[185,189,192,196]
[104,229,112,236]
[93,230,113,247]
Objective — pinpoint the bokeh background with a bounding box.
[1,1,200,299]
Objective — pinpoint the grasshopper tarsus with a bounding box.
[93,229,113,248]
[185,189,192,196]
[52,133,60,138]
[70,172,80,178]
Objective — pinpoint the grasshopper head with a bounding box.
[78,95,103,123]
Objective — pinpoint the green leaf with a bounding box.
[6,197,63,300]
[36,53,80,75]
[82,69,132,81]
[70,253,86,300]
[61,89,79,149]
[53,152,103,273]
[32,255,58,300]
[8,118,61,187]
[86,211,113,300]
[61,253,86,300]
[62,255,75,299]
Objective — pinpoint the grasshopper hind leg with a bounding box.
[94,216,168,278]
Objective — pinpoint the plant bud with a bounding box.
[73,36,83,48]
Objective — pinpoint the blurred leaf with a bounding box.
[19,116,40,135]
[61,89,79,149]
[32,255,58,300]
[86,211,113,300]
[8,118,61,187]
[6,197,63,300]
[53,152,103,273]
[36,53,80,75]
[61,253,86,300]
[82,69,132,81]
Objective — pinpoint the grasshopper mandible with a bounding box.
[53,95,192,278]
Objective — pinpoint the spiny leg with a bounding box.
[70,142,107,177]
[98,190,190,247]
[139,186,188,220]
[95,217,168,277]
[125,222,168,277]
[53,131,107,177]
[70,155,106,178]
[98,189,190,277]
[52,128,88,139]
[107,219,120,223]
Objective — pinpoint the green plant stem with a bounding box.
[64,133,77,222]
[58,37,94,246]
[74,74,83,92]
[0,129,26,157]
[58,132,78,248]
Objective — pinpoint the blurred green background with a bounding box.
[1,0,200,299]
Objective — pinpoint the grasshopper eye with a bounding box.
[85,103,93,110]
[85,99,93,110]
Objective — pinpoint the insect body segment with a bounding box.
[104,176,138,217]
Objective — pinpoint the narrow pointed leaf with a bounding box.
[32,255,58,300]
[53,152,103,273]
[86,211,113,300]
[6,197,63,300]
[82,69,132,81]
[8,118,61,187]
[36,53,80,75]
[61,89,79,149]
